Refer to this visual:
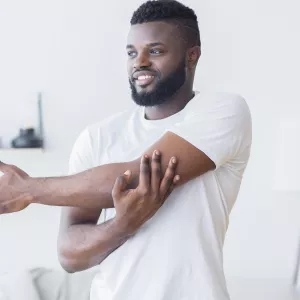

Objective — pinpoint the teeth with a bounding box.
[138,75,154,80]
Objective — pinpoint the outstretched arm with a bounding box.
[0,94,250,214]
[0,132,215,213]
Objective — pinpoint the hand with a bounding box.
[112,150,180,235]
[0,161,33,214]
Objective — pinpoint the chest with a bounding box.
[95,125,165,165]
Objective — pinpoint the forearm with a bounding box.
[31,161,139,209]
[31,132,196,210]
[58,218,130,273]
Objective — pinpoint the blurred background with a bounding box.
[0,0,300,299]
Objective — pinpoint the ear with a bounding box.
[187,46,201,69]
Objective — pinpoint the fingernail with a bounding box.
[175,175,180,181]
[172,157,176,163]
[124,170,131,176]
[144,154,148,159]
[155,150,160,156]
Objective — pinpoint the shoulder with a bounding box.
[185,91,252,136]
[187,91,251,117]
[69,108,137,171]
[85,109,136,137]
[72,108,136,150]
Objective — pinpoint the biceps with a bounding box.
[140,131,215,185]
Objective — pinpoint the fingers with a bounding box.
[112,170,131,200]
[160,156,178,198]
[151,150,162,193]
[163,175,180,201]
[138,155,151,194]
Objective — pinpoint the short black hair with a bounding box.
[130,0,201,48]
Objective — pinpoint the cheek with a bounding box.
[156,58,180,77]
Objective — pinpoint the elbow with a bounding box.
[57,244,85,273]
[58,254,91,273]
[58,252,79,273]
[60,262,76,274]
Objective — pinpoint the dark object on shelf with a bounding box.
[11,127,43,148]
[10,92,45,149]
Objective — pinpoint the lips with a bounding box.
[132,71,157,87]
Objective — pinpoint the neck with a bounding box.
[144,85,195,121]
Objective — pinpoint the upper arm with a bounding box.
[58,128,101,239]
[138,94,252,186]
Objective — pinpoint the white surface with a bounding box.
[272,118,300,191]
[0,0,299,282]
[226,277,300,300]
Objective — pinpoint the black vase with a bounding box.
[11,128,43,148]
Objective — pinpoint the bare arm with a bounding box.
[58,153,179,273]
[32,132,214,208]
[57,207,128,273]
[0,132,214,214]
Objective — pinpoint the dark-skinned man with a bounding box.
[0,1,252,299]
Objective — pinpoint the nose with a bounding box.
[133,51,152,69]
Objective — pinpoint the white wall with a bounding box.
[0,0,300,281]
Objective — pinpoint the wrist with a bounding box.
[111,217,136,238]
[27,177,45,204]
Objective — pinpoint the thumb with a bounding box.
[112,170,132,199]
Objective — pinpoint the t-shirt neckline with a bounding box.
[139,91,200,127]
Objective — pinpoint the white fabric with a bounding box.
[68,91,252,300]
[0,271,40,300]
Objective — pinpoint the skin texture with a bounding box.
[0,21,215,272]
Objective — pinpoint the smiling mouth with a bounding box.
[134,75,156,87]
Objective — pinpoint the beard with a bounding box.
[129,59,186,107]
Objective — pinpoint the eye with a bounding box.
[150,49,163,55]
[127,51,137,58]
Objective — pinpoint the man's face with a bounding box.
[127,21,187,107]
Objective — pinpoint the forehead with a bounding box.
[127,21,181,47]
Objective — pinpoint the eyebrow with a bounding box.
[126,42,165,49]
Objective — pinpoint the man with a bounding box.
[0,1,252,299]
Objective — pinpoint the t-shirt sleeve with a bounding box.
[166,93,252,169]
[68,127,107,224]
[68,128,95,175]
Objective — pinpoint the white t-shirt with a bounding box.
[68,91,252,300]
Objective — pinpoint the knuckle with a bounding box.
[165,170,175,179]
[139,188,149,196]
[152,193,160,202]
[152,157,161,164]
[164,177,173,186]
[141,165,150,174]
[152,167,161,175]
[116,175,124,184]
